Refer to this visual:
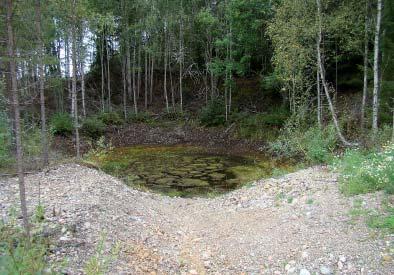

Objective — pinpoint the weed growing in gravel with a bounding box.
[348,198,394,232]
[306,198,314,205]
[84,233,120,275]
[0,205,52,274]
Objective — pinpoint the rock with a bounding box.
[59,236,70,242]
[178,178,209,187]
[301,251,308,259]
[320,266,332,275]
[155,177,176,186]
[209,172,226,181]
[339,255,346,263]
[337,261,343,269]
[189,269,198,274]
[299,269,311,275]
[382,254,392,262]
[287,266,296,274]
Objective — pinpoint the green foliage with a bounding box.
[0,112,12,168]
[0,209,50,274]
[367,211,394,232]
[335,143,394,195]
[160,109,189,122]
[50,113,73,136]
[84,233,120,275]
[22,126,43,157]
[235,110,288,140]
[98,112,123,126]
[127,111,154,124]
[81,117,106,139]
[269,121,337,164]
[199,99,226,127]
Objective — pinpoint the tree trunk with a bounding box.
[150,55,154,104]
[122,55,127,119]
[372,0,383,136]
[78,27,86,118]
[35,0,49,166]
[132,43,138,113]
[361,0,370,131]
[100,35,105,112]
[6,0,30,236]
[316,0,357,147]
[179,4,183,112]
[144,49,148,109]
[65,37,73,115]
[80,59,86,117]
[137,44,141,99]
[71,0,80,158]
[164,29,169,112]
[317,69,322,128]
[106,35,111,111]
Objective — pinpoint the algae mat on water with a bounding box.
[87,145,289,197]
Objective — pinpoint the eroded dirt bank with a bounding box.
[0,164,393,274]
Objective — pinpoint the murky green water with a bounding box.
[87,145,290,197]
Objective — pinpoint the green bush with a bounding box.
[199,99,226,127]
[160,109,189,121]
[127,111,154,124]
[235,110,289,140]
[50,113,73,136]
[81,117,106,139]
[22,126,43,157]
[0,207,51,274]
[0,113,12,166]
[335,143,394,195]
[98,112,123,126]
[269,121,337,163]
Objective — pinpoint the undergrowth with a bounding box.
[335,143,394,195]
[0,206,52,274]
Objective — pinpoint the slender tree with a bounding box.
[71,0,80,158]
[361,0,370,131]
[316,0,357,147]
[372,0,383,136]
[35,0,49,166]
[6,0,30,236]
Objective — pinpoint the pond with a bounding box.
[87,145,291,198]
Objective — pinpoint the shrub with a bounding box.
[335,143,394,195]
[235,110,289,140]
[98,112,123,126]
[127,111,154,124]
[160,108,189,121]
[0,113,12,166]
[50,113,73,136]
[81,117,106,139]
[0,206,51,274]
[199,99,226,127]
[268,121,337,164]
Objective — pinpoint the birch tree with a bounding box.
[372,0,383,136]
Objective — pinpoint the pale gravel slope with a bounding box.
[0,164,393,274]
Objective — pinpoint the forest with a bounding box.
[0,0,394,274]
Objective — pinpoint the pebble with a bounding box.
[299,269,311,275]
[337,261,343,269]
[320,266,332,275]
